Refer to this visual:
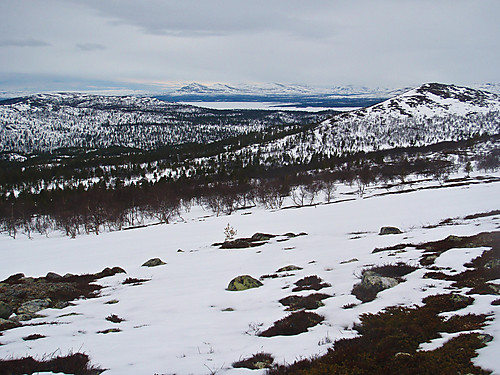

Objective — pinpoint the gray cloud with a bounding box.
[0,0,499,92]
[68,0,332,38]
[76,43,107,51]
[0,38,51,47]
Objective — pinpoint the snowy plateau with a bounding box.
[0,171,499,374]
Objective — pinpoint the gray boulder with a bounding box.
[361,271,399,292]
[0,301,13,319]
[379,226,403,235]
[142,258,166,267]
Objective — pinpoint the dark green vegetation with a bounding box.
[266,232,499,374]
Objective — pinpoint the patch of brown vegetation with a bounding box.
[292,276,331,292]
[421,232,500,295]
[0,353,103,375]
[417,232,500,266]
[268,294,490,375]
[259,311,324,337]
[122,277,149,285]
[279,293,332,311]
[233,352,274,370]
[105,314,124,323]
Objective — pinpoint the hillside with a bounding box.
[0,170,499,374]
[0,82,499,374]
[239,83,500,166]
[0,93,331,154]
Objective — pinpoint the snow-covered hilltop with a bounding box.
[247,83,500,165]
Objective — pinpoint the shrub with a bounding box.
[233,352,274,369]
[268,295,490,375]
[292,276,331,292]
[122,277,149,285]
[105,314,124,323]
[279,293,331,311]
[259,311,324,337]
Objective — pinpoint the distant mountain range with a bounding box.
[168,82,409,98]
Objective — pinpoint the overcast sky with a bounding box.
[1,0,499,93]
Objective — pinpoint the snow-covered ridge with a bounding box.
[358,82,500,118]
[242,83,500,164]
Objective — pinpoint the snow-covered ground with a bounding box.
[0,174,499,374]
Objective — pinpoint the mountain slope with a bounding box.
[246,83,500,164]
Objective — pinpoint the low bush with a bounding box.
[279,293,331,311]
[292,276,331,292]
[364,262,418,279]
[259,311,324,337]
[105,314,124,323]
[233,352,274,369]
[22,333,45,341]
[122,277,149,285]
[267,293,490,375]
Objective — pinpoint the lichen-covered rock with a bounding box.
[379,226,403,235]
[17,298,51,315]
[276,265,303,273]
[0,317,19,330]
[142,258,166,267]
[227,275,263,291]
[0,301,13,319]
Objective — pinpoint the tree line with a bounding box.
[2,138,497,239]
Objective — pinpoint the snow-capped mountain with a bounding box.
[234,83,500,164]
[170,82,407,98]
[0,93,330,154]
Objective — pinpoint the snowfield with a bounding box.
[0,174,499,374]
